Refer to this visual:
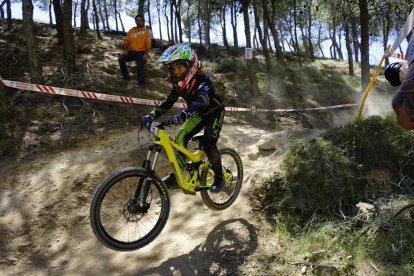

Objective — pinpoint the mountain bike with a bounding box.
[89,120,243,251]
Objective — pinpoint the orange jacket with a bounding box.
[123,27,151,51]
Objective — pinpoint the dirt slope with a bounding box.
[0,115,323,275]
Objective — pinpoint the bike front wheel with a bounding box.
[90,167,170,251]
[201,148,243,211]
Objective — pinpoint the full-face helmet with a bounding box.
[157,43,201,91]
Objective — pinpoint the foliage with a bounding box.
[323,115,414,181]
[256,116,414,219]
[283,137,364,217]
[215,56,246,73]
[264,198,414,275]
[253,173,294,217]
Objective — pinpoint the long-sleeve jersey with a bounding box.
[123,27,151,52]
[150,72,223,118]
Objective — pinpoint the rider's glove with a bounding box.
[168,109,193,125]
[141,114,155,130]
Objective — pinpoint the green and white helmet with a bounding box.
[157,43,201,91]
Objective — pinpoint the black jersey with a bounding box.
[151,72,223,118]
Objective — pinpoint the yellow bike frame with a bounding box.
[149,124,212,192]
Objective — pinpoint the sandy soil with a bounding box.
[0,116,322,276]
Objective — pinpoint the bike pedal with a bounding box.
[182,188,196,196]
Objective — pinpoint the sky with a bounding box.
[10,2,408,66]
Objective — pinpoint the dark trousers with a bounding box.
[175,107,226,178]
[118,51,145,84]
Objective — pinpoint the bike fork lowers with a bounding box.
[133,144,162,208]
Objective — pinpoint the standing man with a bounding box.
[118,15,151,89]
[385,36,414,130]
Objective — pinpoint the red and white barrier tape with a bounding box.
[392,53,407,60]
[0,77,357,113]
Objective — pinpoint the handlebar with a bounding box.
[141,119,173,136]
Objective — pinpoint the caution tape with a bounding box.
[0,77,357,113]
[392,53,407,60]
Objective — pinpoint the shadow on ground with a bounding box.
[137,218,258,275]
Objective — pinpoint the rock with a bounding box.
[247,152,259,160]
[356,202,377,221]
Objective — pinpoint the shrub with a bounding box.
[256,116,414,220]
[253,173,294,216]
[282,138,364,217]
[323,115,414,184]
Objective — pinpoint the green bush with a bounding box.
[253,173,294,216]
[324,115,414,181]
[282,138,364,217]
[256,116,414,219]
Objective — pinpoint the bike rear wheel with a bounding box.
[201,148,243,210]
[90,167,170,251]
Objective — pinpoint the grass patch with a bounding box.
[253,115,414,274]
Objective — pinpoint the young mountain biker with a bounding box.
[140,43,226,193]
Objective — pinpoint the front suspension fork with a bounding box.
[133,144,162,208]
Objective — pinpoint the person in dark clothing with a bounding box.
[141,43,226,192]
[118,15,151,89]
[385,36,414,130]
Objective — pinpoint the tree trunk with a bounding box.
[98,2,106,31]
[330,16,338,59]
[164,1,170,41]
[197,0,202,45]
[22,0,44,83]
[316,23,324,58]
[73,0,78,28]
[186,0,190,42]
[351,17,359,63]
[222,3,229,49]
[241,0,260,95]
[336,26,344,60]
[382,4,391,66]
[62,0,76,69]
[0,0,5,19]
[92,0,102,39]
[204,2,211,46]
[80,0,89,33]
[52,0,64,44]
[253,0,271,73]
[359,0,370,89]
[293,0,301,65]
[147,1,152,31]
[156,0,163,40]
[170,0,174,42]
[307,0,314,61]
[230,2,238,48]
[344,22,354,76]
[6,0,11,30]
[116,11,125,32]
[103,0,109,31]
[264,0,283,63]
[114,0,119,31]
[48,0,53,25]
[174,0,183,43]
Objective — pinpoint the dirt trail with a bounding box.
[0,119,320,275]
